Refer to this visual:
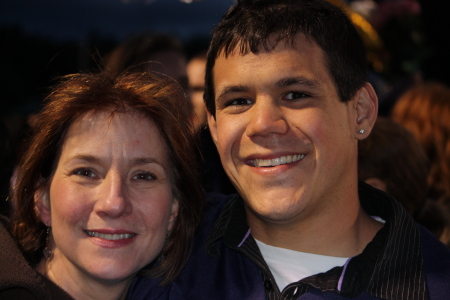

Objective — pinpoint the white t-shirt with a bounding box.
[255,239,350,292]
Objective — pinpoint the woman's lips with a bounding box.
[86,230,136,240]
[85,230,137,248]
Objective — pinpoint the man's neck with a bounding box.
[247,196,383,258]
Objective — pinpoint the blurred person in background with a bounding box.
[392,81,450,211]
[358,117,450,246]
[103,33,189,90]
[187,50,208,131]
[187,49,236,195]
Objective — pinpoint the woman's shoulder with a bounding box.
[0,278,74,300]
[0,215,73,300]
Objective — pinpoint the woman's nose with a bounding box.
[93,173,132,218]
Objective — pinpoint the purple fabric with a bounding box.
[238,229,251,248]
[337,257,352,292]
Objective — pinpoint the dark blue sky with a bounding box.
[0,0,237,115]
[0,0,236,42]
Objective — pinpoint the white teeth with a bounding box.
[86,231,135,240]
[254,154,305,167]
[272,157,280,166]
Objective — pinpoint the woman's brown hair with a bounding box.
[12,71,204,285]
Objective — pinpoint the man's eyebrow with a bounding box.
[276,77,321,89]
[216,85,249,101]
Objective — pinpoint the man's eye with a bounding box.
[133,172,156,181]
[73,168,96,178]
[285,92,309,100]
[228,98,253,106]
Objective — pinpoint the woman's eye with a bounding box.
[285,91,309,100]
[73,168,96,178]
[133,172,156,181]
[227,98,253,106]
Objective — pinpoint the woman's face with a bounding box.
[37,111,178,288]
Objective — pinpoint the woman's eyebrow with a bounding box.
[64,154,99,164]
[130,157,161,166]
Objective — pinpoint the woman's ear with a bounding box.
[35,188,51,226]
[354,82,378,140]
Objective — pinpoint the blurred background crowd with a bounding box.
[1,0,449,245]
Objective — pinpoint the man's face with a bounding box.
[208,35,361,226]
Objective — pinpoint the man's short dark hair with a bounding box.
[204,0,368,115]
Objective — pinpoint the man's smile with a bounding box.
[251,154,306,167]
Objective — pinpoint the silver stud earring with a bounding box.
[358,129,365,134]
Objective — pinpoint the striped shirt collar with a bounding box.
[206,182,428,300]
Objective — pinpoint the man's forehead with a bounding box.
[212,34,328,82]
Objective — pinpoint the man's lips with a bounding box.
[250,154,306,167]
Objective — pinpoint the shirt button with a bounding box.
[264,280,273,291]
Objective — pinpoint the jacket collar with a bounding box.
[206,182,428,300]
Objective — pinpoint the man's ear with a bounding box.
[34,188,51,226]
[354,82,378,140]
[207,110,218,146]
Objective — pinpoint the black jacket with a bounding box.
[0,216,73,300]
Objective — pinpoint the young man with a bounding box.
[130,0,450,299]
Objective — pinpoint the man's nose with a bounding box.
[245,98,288,137]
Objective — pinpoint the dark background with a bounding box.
[0,0,448,117]
[0,0,234,116]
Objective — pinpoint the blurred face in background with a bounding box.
[187,57,207,129]
[149,51,189,91]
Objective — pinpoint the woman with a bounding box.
[0,72,203,299]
